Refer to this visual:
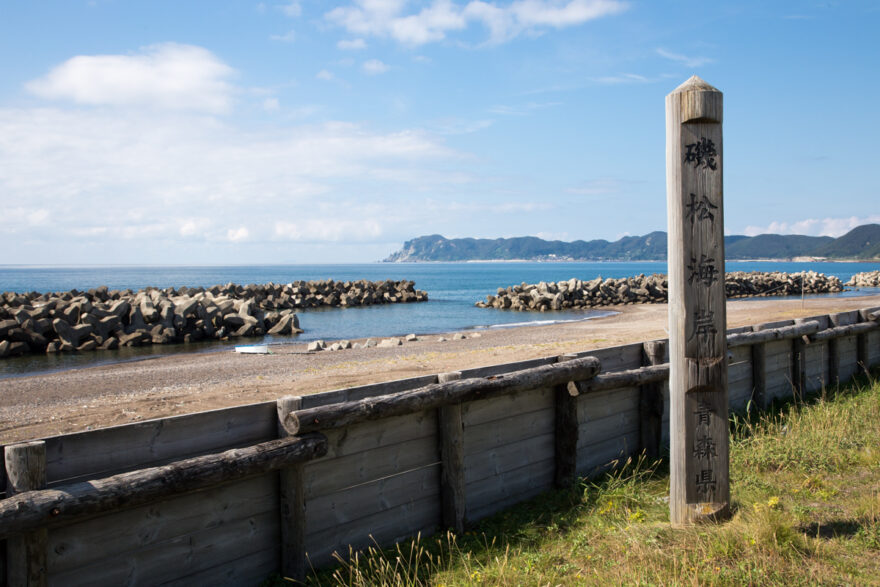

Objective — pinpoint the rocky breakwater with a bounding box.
[847,270,880,288]
[475,271,844,311]
[0,279,428,359]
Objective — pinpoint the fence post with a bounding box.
[554,354,580,487]
[791,318,808,398]
[277,396,306,583]
[857,309,871,372]
[750,338,767,410]
[639,341,666,459]
[5,441,47,587]
[666,76,730,525]
[437,372,466,533]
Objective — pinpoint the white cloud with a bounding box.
[270,29,296,42]
[262,97,280,111]
[362,58,390,74]
[274,219,383,241]
[592,72,649,84]
[227,227,251,242]
[326,0,627,46]
[279,1,301,17]
[743,215,880,237]
[487,101,560,115]
[0,106,462,258]
[656,48,713,68]
[25,43,236,114]
[316,69,336,81]
[338,38,368,50]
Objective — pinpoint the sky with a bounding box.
[1,1,878,264]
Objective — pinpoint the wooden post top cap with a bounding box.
[668,75,721,95]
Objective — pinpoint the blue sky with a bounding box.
[1,1,878,264]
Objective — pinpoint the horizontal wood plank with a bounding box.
[466,458,554,522]
[48,474,277,573]
[460,386,553,428]
[463,408,554,457]
[464,433,554,485]
[306,464,440,535]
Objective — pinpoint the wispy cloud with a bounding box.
[427,117,494,135]
[487,101,561,115]
[25,43,236,114]
[743,215,880,238]
[362,59,390,75]
[592,72,650,85]
[326,0,628,46]
[278,1,301,17]
[337,38,368,50]
[270,29,296,42]
[655,48,713,68]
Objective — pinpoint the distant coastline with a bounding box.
[383,225,880,263]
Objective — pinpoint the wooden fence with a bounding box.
[1,306,879,586]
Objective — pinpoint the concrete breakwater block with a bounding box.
[476,271,845,311]
[0,279,427,359]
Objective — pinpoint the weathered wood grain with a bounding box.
[305,496,440,567]
[306,464,440,535]
[44,402,278,486]
[47,475,276,573]
[50,510,279,587]
[639,341,667,458]
[285,357,600,435]
[461,386,552,428]
[466,458,555,522]
[462,408,554,456]
[276,396,306,582]
[667,75,729,524]
[554,354,580,487]
[464,433,555,485]
[0,434,327,539]
[437,371,466,533]
[303,434,439,498]
[727,321,820,348]
[5,441,48,587]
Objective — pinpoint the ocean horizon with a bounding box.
[2,261,879,378]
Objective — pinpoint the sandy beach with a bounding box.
[2,294,879,444]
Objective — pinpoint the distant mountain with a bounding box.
[383,225,880,262]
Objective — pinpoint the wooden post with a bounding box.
[437,372,466,533]
[791,319,808,399]
[5,441,48,587]
[827,336,840,387]
[639,341,667,459]
[857,309,871,373]
[751,340,767,410]
[666,76,730,525]
[555,354,580,487]
[277,396,306,583]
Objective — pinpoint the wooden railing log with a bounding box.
[580,364,669,394]
[808,321,879,343]
[285,357,602,435]
[726,321,820,348]
[0,433,328,540]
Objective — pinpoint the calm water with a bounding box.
[1,261,878,378]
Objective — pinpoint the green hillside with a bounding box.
[383,224,880,262]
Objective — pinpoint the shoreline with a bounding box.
[2,293,879,444]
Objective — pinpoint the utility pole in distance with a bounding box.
[666,76,730,525]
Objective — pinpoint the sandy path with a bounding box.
[1,295,879,443]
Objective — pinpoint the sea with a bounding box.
[1,261,879,378]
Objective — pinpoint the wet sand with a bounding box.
[1,294,879,443]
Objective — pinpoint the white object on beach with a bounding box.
[234,344,270,354]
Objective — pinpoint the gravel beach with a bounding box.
[2,294,879,444]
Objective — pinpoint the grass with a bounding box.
[268,370,880,586]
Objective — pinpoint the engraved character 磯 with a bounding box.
[684,137,718,170]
